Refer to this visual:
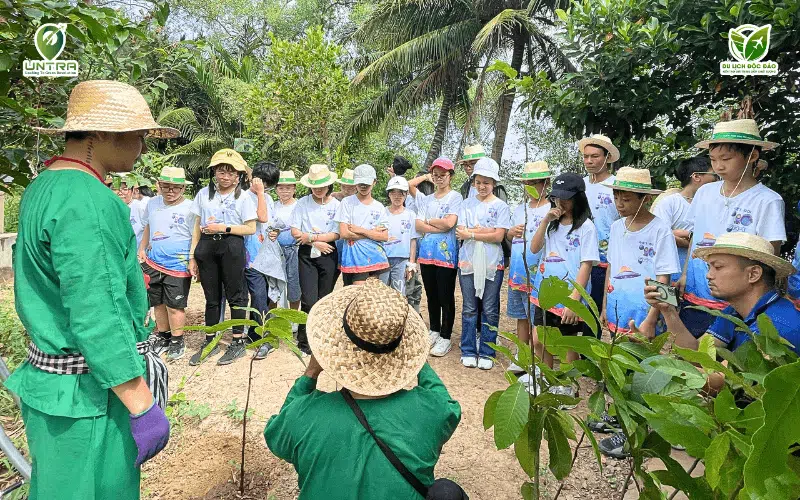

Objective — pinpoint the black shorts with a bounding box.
[142,263,191,309]
[533,306,583,335]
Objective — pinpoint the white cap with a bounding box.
[353,163,377,185]
[386,176,409,192]
[472,157,500,182]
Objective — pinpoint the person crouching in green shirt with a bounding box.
[5,80,177,500]
[265,278,464,499]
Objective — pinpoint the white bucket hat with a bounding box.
[353,163,377,185]
[386,176,409,192]
[578,134,620,163]
[472,157,500,182]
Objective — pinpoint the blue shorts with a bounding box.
[507,288,533,320]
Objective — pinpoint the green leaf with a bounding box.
[264,316,293,336]
[642,394,712,456]
[611,353,645,373]
[270,307,308,324]
[698,334,717,359]
[199,333,223,363]
[544,410,573,480]
[521,482,536,500]
[514,411,546,477]
[245,336,274,350]
[533,392,580,409]
[572,359,602,380]
[631,358,672,397]
[524,184,540,199]
[487,60,518,79]
[649,356,707,389]
[568,278,599,324]
[742,361,800,498]
[493,383,529,449]
[587,390,605,418]
[537,277,572,313]
[153,80,168,90]
[571,415,603,472]
[744,25,770,61]
[732,400,764,434]
[483,390,503,430]
[555,8,568,22]
[183,318,259,333]
[714,387,741,424]
[704,433,730,489]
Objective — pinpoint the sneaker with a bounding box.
[587,411,620,433]
[429,331,441,348]
[149,332,171,355]
[189,337,222,366]
[254,342,274,360]
[518,372,541,396]
[217,338,247,365]
[292,323,299,334]
[599,432,630,459]
[430,338,452,357]
[166,337,186,361]
[461,356,478,368]
[507,362,526,374]
[477,358,494,370]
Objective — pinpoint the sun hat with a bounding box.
[300,164,338,188]
[429,157,455,172]
[549,172,585,199]
[210,149,247,172]
[338,168,355,185]
[693,232,795,278]
[472,157,500,182]
[158,166,191,185]
[34,80,179,139]
[578,134,620,163]
[353,163,377,185]
[458,144,487,163]
[277,170,298,185]
[603,167,662,195]
[695,119,778,151]
[650,187,682,210]
[386,176,410,192]
[306,278,429,397]
[517,161,554,181]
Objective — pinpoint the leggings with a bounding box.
[420,264,458,339]
[194,235,249,335]
[297,245,339,351]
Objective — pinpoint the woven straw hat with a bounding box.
[209,148,247,172]
[34,80,179,139]
[277,170,298,185]
[650,187,682,210]
[695,119,778,150]
[578,134,620,163]
[158,166,191,185]
[694,232,795,278]
[301,164,338,188]
[517,161,554,181]
[307,278,429,396]
[603,167,661,195]
[459,144,487,163]
[337,168,355,185]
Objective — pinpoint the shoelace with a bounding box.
[609,432,627,447]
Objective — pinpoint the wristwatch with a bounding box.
[225,226,232,233]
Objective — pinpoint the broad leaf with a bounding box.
[514,410,546,477]
[483,390,503,430]
[714,387,741,424]
[571,415,603,472]
[493,383,529,449]
[587,389,605,419]
[520,482,536,500]
[631,358,672,397]
[648,357,707,389]
[270,307,308,324]
[183,318,259,333]
[537,277,572,313]
[643,394,713,457]
[704,433,730,489]
[732,400,764,434]
[543,410,573,480]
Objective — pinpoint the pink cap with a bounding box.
[430,157,454,172]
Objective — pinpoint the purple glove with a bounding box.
[130,401,170,467]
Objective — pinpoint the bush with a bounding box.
[3,187,23,233]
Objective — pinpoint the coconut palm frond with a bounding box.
[157,107,202,141]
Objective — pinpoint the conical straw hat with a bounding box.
[34,80,179,139]
[307,278,429,396]
[603,167,661,195]
[695,119,778,150]
[517,161,554,180]
[693,232,795,278]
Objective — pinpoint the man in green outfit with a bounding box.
[5,80,176,499]
[265,278,463,499]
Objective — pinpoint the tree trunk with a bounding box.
[491,29,526,163]
[424,82,454,170]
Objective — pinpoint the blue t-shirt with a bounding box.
[508,202,550,294]
[707,291,800,354]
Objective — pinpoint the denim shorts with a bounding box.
[506,287,533,320]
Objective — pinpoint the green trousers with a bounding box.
[22,393,140,500]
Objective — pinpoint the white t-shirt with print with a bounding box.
[335,196,389,234]
[189,186,258,227]
[457,196,512,274]
[128,198,147,247]
[684,181,785,308]
[272,199,299,247]
[415,190,463,268]
[651,192,692,276]
[385,208,419,259]
[244,190,275,268]
[142,196,194,274]
[584,175,620,266]
[606,216,680,333]
[290,194,341,235]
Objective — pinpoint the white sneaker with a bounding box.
[429,330,440,348]
[507,362,525,373]
[461,356,478,368]
[430,338,452,357]
[292,323,299,334]
[477,358,494,370]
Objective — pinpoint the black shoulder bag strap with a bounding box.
[340,388,429,498]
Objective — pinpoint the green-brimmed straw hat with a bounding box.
[278,170,298,185]
[517,161,554,181]
[695,119,778,150]
[158,166,191,185]
[602,167,661,195]
[301,164,338,188]
[338,168,355,185]
[458,144,487,163]
[693,232,795,278]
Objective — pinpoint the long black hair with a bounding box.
[546,191,592,237]
[209,163,246,200]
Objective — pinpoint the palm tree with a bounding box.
[348,0,574,165]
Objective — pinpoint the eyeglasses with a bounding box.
[696,172,721,180]
[159,184,185,192]
[431,173,449,180]
[216,170,239,178]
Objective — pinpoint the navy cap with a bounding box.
[549,172,585,200]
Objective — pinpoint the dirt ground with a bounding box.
[139,278,637,500]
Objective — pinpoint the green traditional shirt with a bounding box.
[5,169,149,418]
[264,364,462,500]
